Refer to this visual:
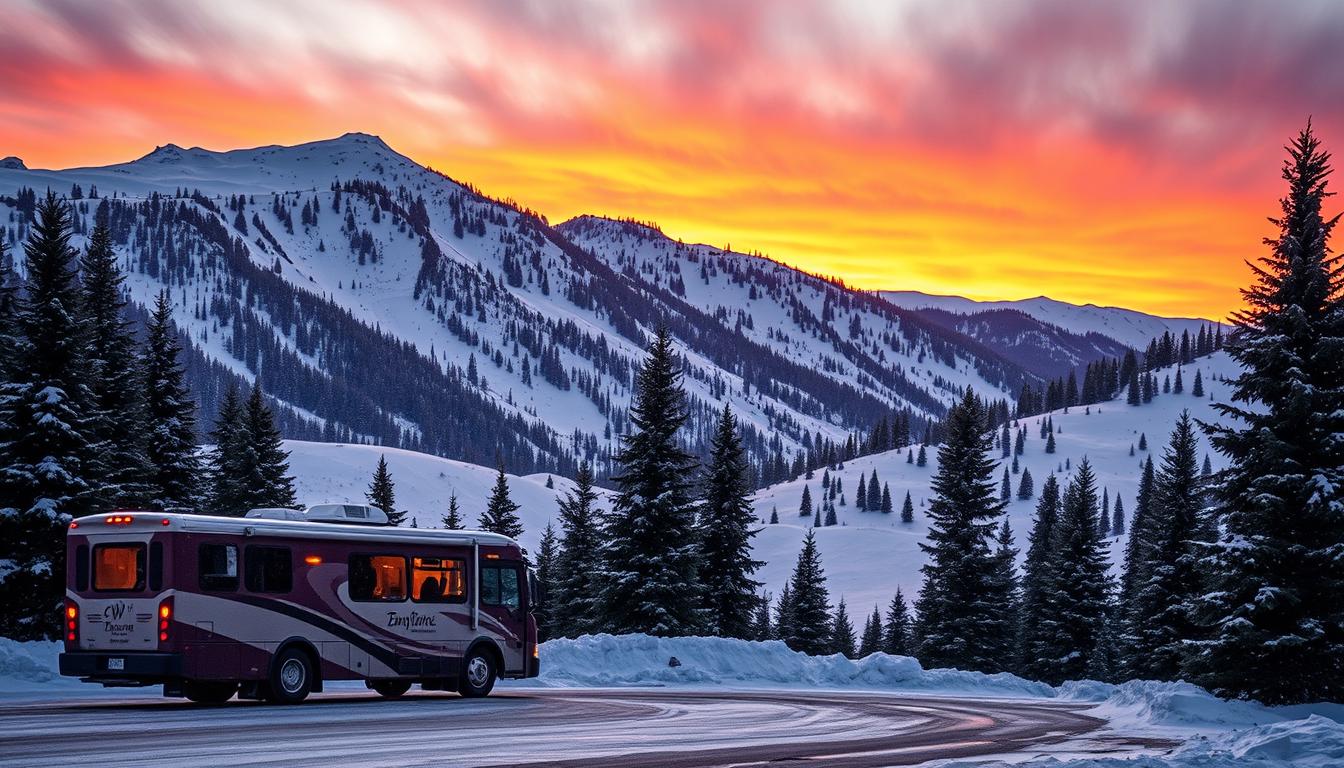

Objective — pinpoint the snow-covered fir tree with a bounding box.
[858,605,883,657]
[441,493,464,529]
[142,291,202,508]
[831,598,857,658]
[1191,123,1344,704]
[914,389,1012,673]
[239,381,297,510]
[1123,411,1210,681]
[479,464,524,538]
[0,194,96,639]
[698,406,765,639]
[883,588,913,656]
[781,530,831,655]
[534,523,559,641]
[596,328,702,636]
[366,455,398,523]
[1018,474,1061,681]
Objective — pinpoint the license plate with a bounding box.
[107,658,124,671]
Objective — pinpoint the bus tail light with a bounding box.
[158,598,173,644]
[533,643,539,659]
[65,601,79,644]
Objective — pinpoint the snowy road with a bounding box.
[0,688,1167,767]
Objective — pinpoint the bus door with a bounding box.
[478,560,526,674]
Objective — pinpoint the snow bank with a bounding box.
[536,633,1055,697]
[1059,679,1344,730]
[0,637,61,685]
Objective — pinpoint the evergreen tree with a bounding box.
[900,490,914,523]
[204,385,248,516]
[1190,126,1344,704]
[479,464,524,538]
[881,482,892,513]
[799,484,813,517]
[855,473,867,510]
[823,505,837,526]
[883,589,913,656]
[914,389,1011,673]
[699,405,764,638]
[1035,460,1112,684]
[1112,496,1125,536]
[774,583,794,643]
[1120,457,1157,609]
[769,508,779,524]
[0,193,96,639]
[0,239,17,383]
[916,444,927,466]
[142,291,202,508]
[553,463,603,637]
[1127,365,1141,406]
[1124,412,1210,681]
[532,523,559,642]
[858,605,883,657]
[1017,467,1034,500]
[441,494,464,529]
[366,455,398,522]
[831,598,857,658]
[1000,467,1012,502]
[77,209,149,509]
[752,593,773,641]
[1018,474,1061,681]
[1192,369,1205,397]
[240,380,296,510]
[597,328,702,636]
[782,531,832,655]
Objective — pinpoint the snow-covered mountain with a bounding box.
[880,290,1213,351]
[0,133,1102,482]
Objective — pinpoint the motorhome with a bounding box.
[58,505,539,703]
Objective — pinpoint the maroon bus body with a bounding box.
[59,511,539,702]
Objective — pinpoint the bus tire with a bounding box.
[269,647,314,704]
[183,681,238,704]
[369,679,412,699]
[458,646,496,698]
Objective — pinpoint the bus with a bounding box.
[58,504,540,704]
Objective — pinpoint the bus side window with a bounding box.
[481,566,520,609]
[349,554,407,601]
[199,543,239,591]
[411,557,466,603]
[149,542,164,591]
[74,544,89,591]
[245,546,292,594]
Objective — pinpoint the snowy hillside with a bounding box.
[0,134,1070,481]
[881,290,1212,351]
[281,352,1237,627]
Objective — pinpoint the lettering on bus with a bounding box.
[386,611,438,631]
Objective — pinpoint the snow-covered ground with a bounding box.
[4,634,1340,766]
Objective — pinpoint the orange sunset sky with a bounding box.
[3,0,1343,320]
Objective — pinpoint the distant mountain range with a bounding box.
[0,134,1205,481]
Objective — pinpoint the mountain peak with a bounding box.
[0,156,25,170]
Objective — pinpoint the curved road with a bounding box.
[0,688,1168,767]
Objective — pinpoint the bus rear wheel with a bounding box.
[268,647,314,704]
[183,681,238,704]
[369,679,412,699]
[458,648,496,698]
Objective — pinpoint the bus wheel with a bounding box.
[269,647,314,704]
[183,681,238,704]
[369,680,412,699]
[458,648,496,698]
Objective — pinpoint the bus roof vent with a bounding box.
[244,507,306,521]
[305,503,389,526]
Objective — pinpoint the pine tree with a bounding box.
[1018,474,1061,681]
[774,583,794,643]
[769,508,779,524]
[914,389,1010,673]
[916,445,927,466]
[1189,123,1344,705]
[1017,467,1034,500]
[553,463,603,637]
[240,381,296,510]
[881,482,892,513]
[441,494,464,529]
[366,455,398,522]
[858,605,883,657]
[534,523,559,642]
[1120,457,1157,609]
[883,589,913,656]
[1098,489,1112,538]
[1112,496,1125,536]
[900,490,914,523]
[1192,369,1204,397]
[597,328,702,636]
[988,520,1020,670]
[1034,460,1112,684]
[1000,467,1012,502]
[0,193,96,639]
[831,598,857,658]
[78,208,150,509]
[142,291,202,508]
[204,385,248,516]
[855,473,867,510]
[823,505,837,526]
[1127,365,1141,406]
[782,531,832,655]
[799,484,813,517]
[0,239,17,383]
[699,405,764,638]
[479,464,524,538]
[1044,430,1056,454]
[1124,412,1210,681]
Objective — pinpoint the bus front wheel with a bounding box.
[269,647,314,704]
[458,648,496,698]
[369,679,412,699]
